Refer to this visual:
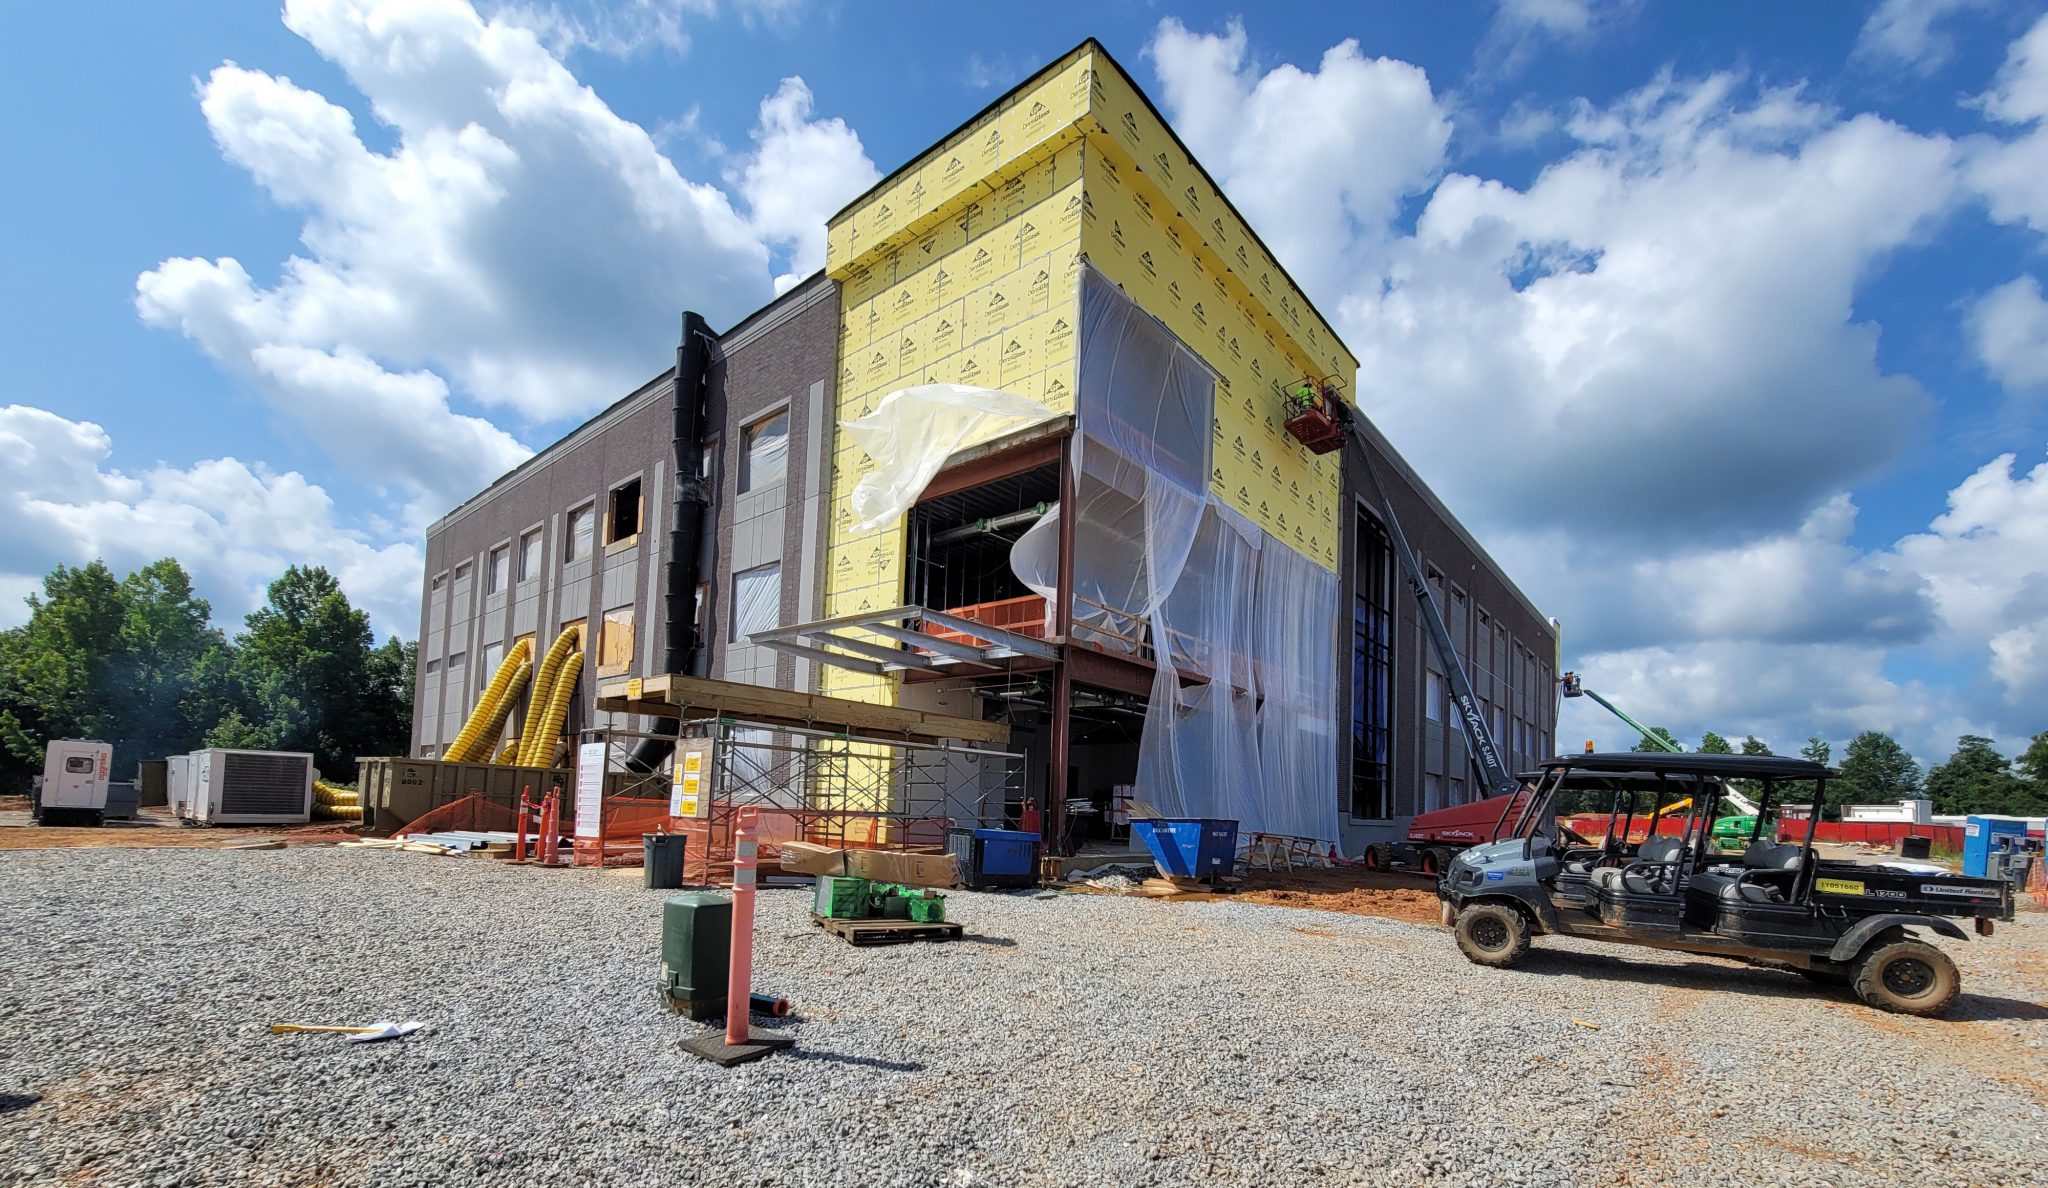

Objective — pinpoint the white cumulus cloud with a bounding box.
[1855,0,1992,76]
[0,404,422,638]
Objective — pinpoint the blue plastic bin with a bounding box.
[1132,818,1240,879]
[945,827,1041,888]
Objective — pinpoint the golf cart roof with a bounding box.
[1517,769,1709,788]
[1541,752,1835,780]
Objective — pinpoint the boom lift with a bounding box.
[1286,380,1523,873]
[1560,672,1766,846]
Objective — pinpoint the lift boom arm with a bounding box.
[1561,673,1763,816]
[1335,403,1521,801]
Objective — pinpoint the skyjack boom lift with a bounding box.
[1284,381,1521,804]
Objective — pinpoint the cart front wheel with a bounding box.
[1853,939,1960,1016]
[1454,903,1530,968]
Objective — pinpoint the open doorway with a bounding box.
[906,461,1059,641]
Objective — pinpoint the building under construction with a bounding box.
[409,40,1557,858]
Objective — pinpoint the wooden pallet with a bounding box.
[813,914,964,947]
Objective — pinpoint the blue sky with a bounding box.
[3,0,2046,767]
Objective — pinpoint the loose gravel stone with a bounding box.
[2,847,2045,1187]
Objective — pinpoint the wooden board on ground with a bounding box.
[595,673,1009,746]
[813,914,965,947]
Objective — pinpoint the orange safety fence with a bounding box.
[391,790,938,884]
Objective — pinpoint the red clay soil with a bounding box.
[1233,865,1445,926]
[0,800,362,851]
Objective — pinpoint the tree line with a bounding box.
[0,559,415,789]
[1609,726,2048,820]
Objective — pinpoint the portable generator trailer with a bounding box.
[1439,752,2015,1016]
[32,740,113,826]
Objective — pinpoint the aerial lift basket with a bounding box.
[1279,376,1349,455]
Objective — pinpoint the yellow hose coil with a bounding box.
[518,650,582,768]
[444,638,534,762]
[312,779,360,807]
[514,627,581,765]
[463,657,530,766]
[313,803,364,821]
[492,738,520,764]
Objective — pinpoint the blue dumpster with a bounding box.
[1131,818,1239,879]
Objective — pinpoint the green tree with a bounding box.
[2017,731,2048,789]
[1830,731,1920,818]
[1729,735,1773,804]
[228,566,411,780]
[1634,725,1681,752]
[1,562,141,784]
[1782,736,1831,810]
[1924,735,2038,816]
[1699,731,1733,754]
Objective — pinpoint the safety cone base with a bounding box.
[680,1030,793,1067]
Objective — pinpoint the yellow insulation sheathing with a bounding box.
[517,651,581,768]
[444,638,533,762]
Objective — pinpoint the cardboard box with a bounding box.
[775,841,963,889]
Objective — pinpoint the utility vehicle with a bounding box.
[1437,751,2014,1015]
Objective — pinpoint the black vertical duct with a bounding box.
[626,310,713,774]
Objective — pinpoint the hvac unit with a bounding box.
[166,753,191,818]
[183,748,315,825]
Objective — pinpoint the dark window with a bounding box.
[1351,507,1393,820]
[607,479,642,544]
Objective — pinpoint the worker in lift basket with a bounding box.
[1290,378,1324,414]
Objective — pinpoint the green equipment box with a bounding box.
[814,875,869,919]
[660,891,730,1021]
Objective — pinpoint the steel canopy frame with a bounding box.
[749,605,1060,676]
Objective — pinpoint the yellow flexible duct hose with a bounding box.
[517,650,582,768]
[462,657,530,766]
[444,639,533,762]
[514,627,580,760]
[312,779,360,807]
[313,803,364,821]
[492,738,520,764]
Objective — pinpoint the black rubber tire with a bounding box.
[1852,939,1961,1016]
[1362,845,1385,872]
[1454,903,1530,968]
[1420,848,1444,876]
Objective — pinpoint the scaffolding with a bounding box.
[574,720,1026,881]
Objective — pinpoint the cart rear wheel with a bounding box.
[1454,903,1530,968]
[1853,939,1960,1016]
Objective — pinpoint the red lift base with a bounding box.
[1283,408,1346,455]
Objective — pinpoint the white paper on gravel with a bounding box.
[841,384,1060,532]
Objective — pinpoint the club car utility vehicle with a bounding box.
[1438,752,2015,1015]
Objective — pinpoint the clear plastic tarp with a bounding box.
[841,384,1060,532]
[1015,268,1343,848]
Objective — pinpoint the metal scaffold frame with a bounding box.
[579,720,1027,872]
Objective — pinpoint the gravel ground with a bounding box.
[3,848,2046,1188]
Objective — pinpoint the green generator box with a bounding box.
[659,891,730,1021]
[814,875,869,919]
[907,892,947,923]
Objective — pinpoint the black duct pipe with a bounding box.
[627,311,714,775]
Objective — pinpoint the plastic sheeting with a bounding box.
[841,384,1061,532]
[1034,267,1343,847]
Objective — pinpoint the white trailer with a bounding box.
[37,740,112,826]
[182,749,315,826]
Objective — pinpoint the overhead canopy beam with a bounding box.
[749,605,1057,678]
[595,672,1010,745]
